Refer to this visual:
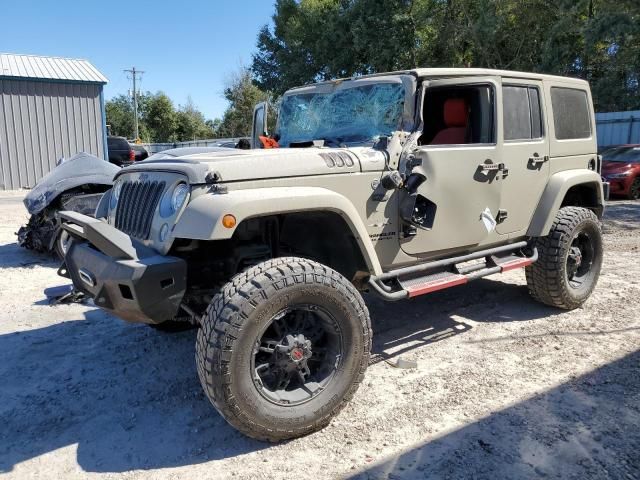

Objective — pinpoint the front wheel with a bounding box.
[526,206,603,310]
[196,257,371,441]
[54,228,72,260]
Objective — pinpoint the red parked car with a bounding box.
[601,145,640,200]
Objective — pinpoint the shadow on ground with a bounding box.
[0,242,58,270]
[350,349,640,480]
[366,276,561,365]
[602,200,640,231]
[0,309,266,473]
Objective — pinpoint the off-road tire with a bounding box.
[628,178,640,200]
[196,257,371,441]
[526,206,603,310]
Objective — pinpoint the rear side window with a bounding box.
[550,87,591,140]
[503,85,543,141]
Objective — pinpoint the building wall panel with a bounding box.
[596,111,640,147]
[0,79,105,190]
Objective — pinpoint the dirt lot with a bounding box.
[0,190,638,480]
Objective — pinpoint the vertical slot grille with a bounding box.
[115,180,165,239]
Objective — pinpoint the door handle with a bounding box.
[529,153,548,164]
[478,162,500,171]
[478,161,508,180]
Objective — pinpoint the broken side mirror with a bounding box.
[400,193,437,230]
[400,166,435,230]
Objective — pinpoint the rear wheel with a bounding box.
[196,257,371,441]
[526,206,603,310]
[628,178,640,200]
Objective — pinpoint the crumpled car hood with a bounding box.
[24,152,119,214]
[117,148,363,184]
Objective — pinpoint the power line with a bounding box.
[124,67,144,141]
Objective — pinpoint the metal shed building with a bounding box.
[0,53,108,190]
[595,110,640,148]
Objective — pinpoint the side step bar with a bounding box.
[368,242,537,301]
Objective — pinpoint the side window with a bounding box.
[420,84,495,145]
[550,87,591,140]
[503,85,543,141]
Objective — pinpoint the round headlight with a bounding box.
[171,183,189,213]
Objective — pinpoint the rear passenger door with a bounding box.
[496,80,549,235]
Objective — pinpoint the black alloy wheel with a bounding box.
[252,304,343,406]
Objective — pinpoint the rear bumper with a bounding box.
[60,211,186,324]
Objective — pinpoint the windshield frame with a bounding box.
[274,74,417,148]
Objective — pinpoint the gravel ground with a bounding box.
[0,191,638,480]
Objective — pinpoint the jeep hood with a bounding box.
[115,148,364,184]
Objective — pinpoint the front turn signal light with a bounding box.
[222,214,236,229]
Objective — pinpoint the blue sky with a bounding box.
[0,0,276,120]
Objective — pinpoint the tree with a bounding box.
[105,94,135,138]
[541,0,640,111]
[106,91,219,142]
[175,96,215,141]
[140,92,177,142]
[252,0,640,111]
[217,68,272,137]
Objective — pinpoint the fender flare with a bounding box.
[173,186,383,275]
[527,169,605,237]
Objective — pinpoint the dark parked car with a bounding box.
[601,145,640,199]
[107,136,134,166]
[130,143,149,161]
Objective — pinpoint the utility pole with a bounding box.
[124,67,144,141]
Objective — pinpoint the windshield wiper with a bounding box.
[320,137,345,147]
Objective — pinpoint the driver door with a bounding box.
[400,76,505,256]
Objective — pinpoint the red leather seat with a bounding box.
[430,98,469,145]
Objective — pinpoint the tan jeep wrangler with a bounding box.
[60,68,608,441]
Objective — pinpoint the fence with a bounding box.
[141,138,243,154]
[596,111,640,147]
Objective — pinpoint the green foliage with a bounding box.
[105,94,135,138]
[252,0,640,110]
[106,92,216,143]
[141,92,177,142]
[217,68,272,137]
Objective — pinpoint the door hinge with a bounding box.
[401,225,418,238]
[496,209,508,223]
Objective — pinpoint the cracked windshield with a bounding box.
[276,81,406,147]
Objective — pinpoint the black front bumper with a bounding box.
[60,211,186,324]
